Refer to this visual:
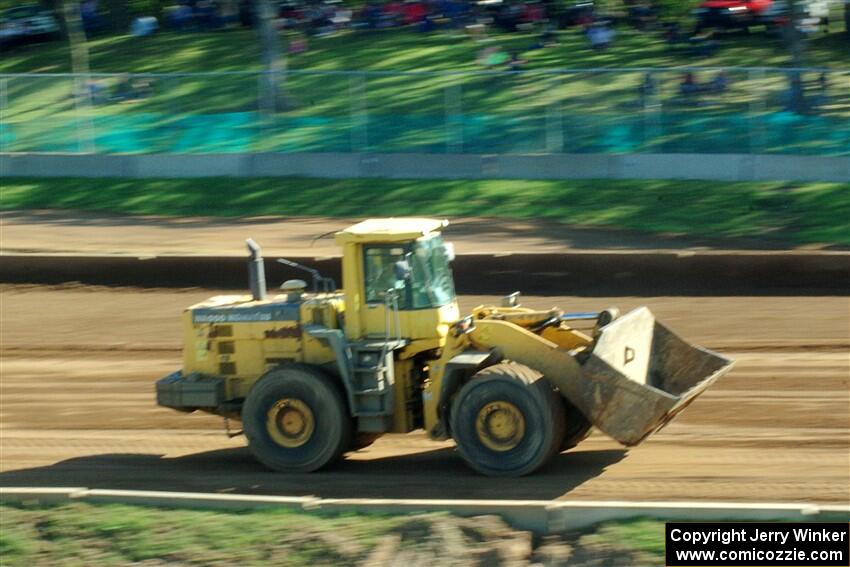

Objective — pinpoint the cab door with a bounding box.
[361,244,409,339]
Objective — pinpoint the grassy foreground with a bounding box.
[2,22,848,75]
[2,177,848,246]
[0,501,665,566]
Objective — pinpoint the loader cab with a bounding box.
[335,218,460,342]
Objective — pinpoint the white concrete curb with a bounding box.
[2,487,848,534]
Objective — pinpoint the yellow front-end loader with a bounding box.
[157,218,733,476]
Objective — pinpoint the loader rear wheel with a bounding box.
[560,398,592,452]
[243,364,351,473]
[450,363,565,477]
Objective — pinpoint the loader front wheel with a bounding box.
[243,364,351,473]
[450,363,565,477]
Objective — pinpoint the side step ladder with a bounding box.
[349,339,407,432]
[350,289,408,432]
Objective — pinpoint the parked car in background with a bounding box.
[760,0,832,33]
[694,0,773,32]
[0,3,60,49]
[550,1,616,28]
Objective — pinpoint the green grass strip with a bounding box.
[0,501,666,566]
[2,177,848,246]
[0,501,404,566]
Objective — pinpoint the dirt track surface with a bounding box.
[0,211,807,257]
[1,285,848,504]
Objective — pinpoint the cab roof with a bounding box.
[334,218,448,244]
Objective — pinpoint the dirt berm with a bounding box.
[3,211,848,294]
[4,251,848,295]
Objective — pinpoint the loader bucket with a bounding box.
[574,307,733,446]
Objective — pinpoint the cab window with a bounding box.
[363,245,408,307]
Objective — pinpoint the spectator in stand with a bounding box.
[404,1,427,25]
[708,71,728,93]
[521,2,544,26]
[86,79,107,104]
[356,2,376,28]
[289,34,308,54]
[507,51,528,71]
[170,3,194,30]
[111,74,135,101]
[131,15,159,36]
[577,9,594,32]
[783,71,806,113]
[663,22,684,44]
[238,0,254,27]
[494,2,522,32]
[679,72,700,95]
[812,72,830,110]
[309,4,335,36]
[384,0,405,27]
[477,45,509,68]
[625,0,655,30]
[420,14,436,32]
[818,72,829,96]
[537,22,558,46]
[588,23,613,50]
[443,0,467,28]
[638,72,656,105]
[194,1,220,31]
[80,0,104,37]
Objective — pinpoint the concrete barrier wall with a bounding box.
[2,152,848,182]
[3,252,849,295]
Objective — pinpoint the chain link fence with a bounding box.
[1,68,848,155]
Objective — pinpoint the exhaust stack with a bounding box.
[246,238,267,301]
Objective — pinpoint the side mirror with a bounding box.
[394,260,412,282]
[443,241,456,262]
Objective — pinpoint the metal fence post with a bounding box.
[839,71,850,155]
[84,73,96,153]
[0,77,8,153]
[169,75,183,153]
[256,71,272,152]
[642,70,662,153]
[71,73,95,153]
[349,73,368,152]
[749,68,766,155]
[545,74,564,153]
[445,82,462,153]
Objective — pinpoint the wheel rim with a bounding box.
[475,400,526,452]
[266,398,315,448]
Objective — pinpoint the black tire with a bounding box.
[242,364,351,473]
[450,362,565,477]
[560,398,592,451]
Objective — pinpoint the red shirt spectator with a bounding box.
[404,2,427,24]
